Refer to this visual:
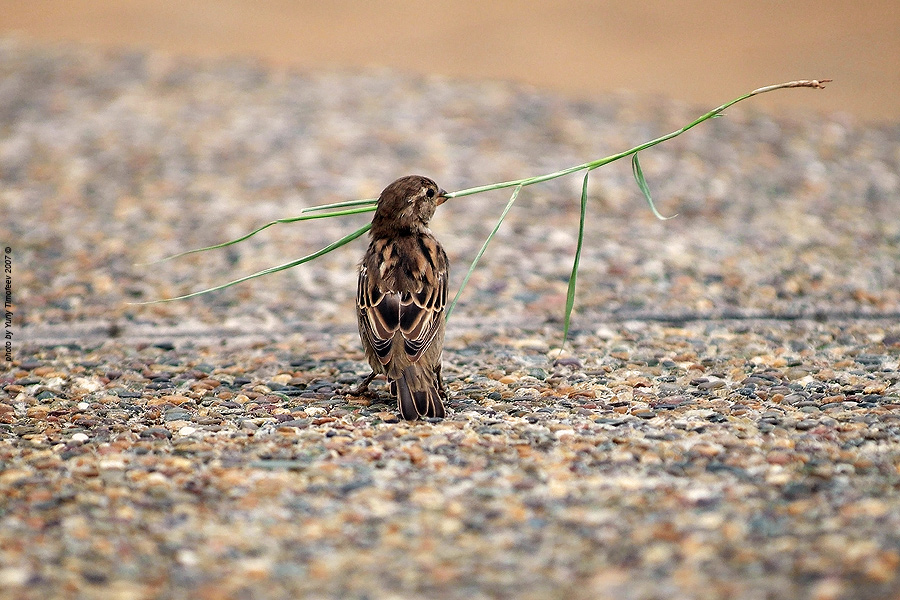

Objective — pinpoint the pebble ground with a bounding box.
[2,40,899,599]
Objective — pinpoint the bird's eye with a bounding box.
[425,188,435,198]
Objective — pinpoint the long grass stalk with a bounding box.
[137,79,830,322]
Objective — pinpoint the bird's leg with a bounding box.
[349,371,379,396]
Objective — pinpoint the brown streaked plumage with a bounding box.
[355,175,450,420]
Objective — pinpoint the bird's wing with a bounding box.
[398,271,446,362]
[358,256,446,366]
[358,266,395,365]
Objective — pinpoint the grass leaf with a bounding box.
[445,184,523,320]
[132,223,371,304]
[561,172,589,348]
[632,153,677,220]
[139,205,377,265]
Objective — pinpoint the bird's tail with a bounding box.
[394,365,445,420]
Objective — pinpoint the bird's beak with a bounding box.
[436,189,449,206]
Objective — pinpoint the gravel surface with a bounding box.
[2,40,900,599]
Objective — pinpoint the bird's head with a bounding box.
[371,175,447,237]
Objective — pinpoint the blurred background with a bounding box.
[1,0,897,122]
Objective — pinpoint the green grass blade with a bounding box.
[631,153,677,220]
[301,198,378,213]
[561,172,589,348]
[445,184,522,320]
[448,81,829,201]
[139,205,377,265]
[132,223,371,304]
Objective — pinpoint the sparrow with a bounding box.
[354,175,450,420]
